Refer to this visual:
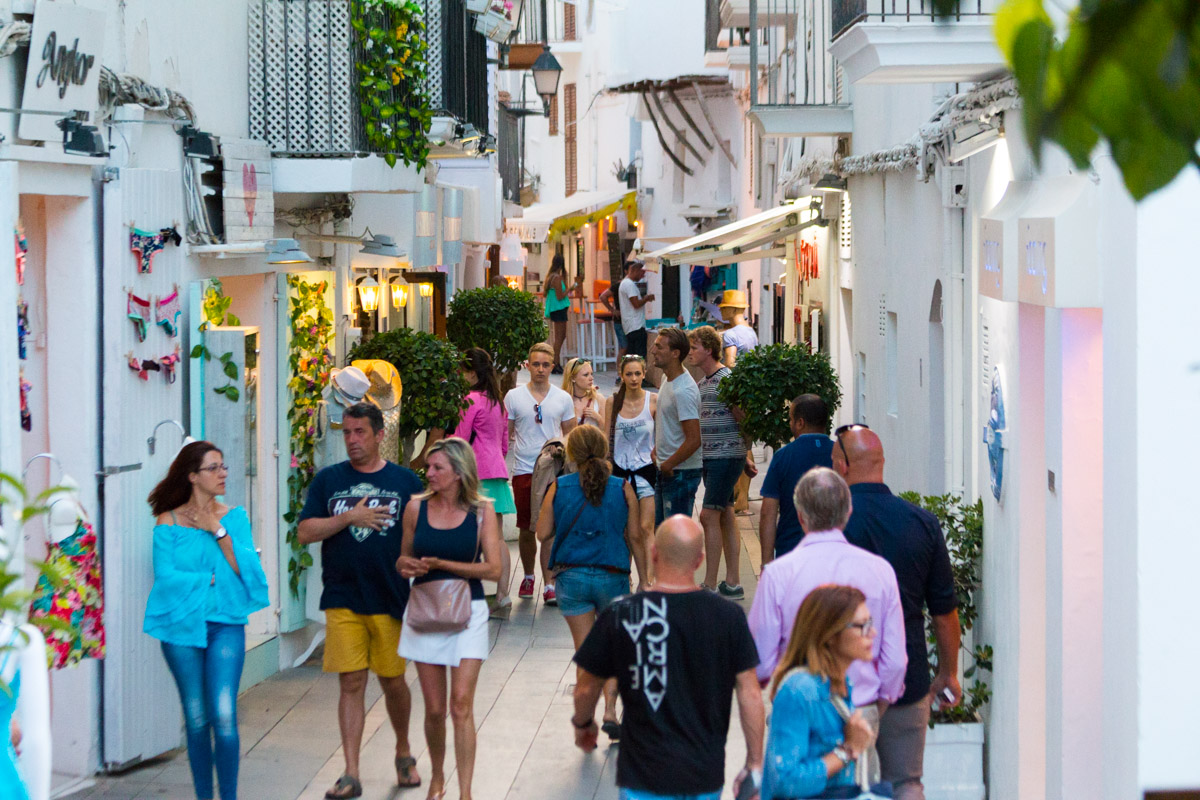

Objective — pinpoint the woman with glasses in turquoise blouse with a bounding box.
[144,441,269,800]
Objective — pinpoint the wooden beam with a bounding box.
[641,92,694,177]
[666,88,712,151]
[691,81,738,168]
[649,90,706,167]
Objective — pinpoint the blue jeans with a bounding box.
[161,622,246,800]
[618,789,721,800]
[655,467,702,526]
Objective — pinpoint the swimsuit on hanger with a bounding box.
[127,292,151,342]
[30,518,106,670]
[17,300,28,360]
[14,228,27,286]
[156,289,181,337]
[129,226,182,273]
[160,351,180,384]
[127,356,161,381]
[19,377,30,431]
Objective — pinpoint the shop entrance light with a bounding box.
[531,45,563,118]
[391,280,409,310]
[357,275,382,312]
[814,173,848,194]
[360,232,403,257]
[266,238,314,264]
[58,117,107,157]
[419,283,434,298]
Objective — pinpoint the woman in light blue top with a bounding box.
[762,585,884,800]
[144,441,269,800]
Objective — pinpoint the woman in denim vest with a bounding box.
[536,426,645,741]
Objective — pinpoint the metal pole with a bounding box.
[541,0,548,43]
[749,0,758,105]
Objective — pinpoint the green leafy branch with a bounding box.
[351,0,435,169]
[996,0,1200,199]
[283,276,333,595]
[189,280,242,403]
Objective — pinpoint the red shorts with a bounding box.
[513,473,534,530]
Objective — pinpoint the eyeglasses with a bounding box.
[534,403,543,425]
[834,423,870,467]
[846,617,875,636]
[199,464,230,474]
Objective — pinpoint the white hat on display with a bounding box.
[325,366,372,408]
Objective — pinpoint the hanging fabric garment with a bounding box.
[29,519,106,669]
[18,376,30,432]
[17,300,28,360]
[14,228,27,286]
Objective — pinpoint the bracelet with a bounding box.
[831,745,855,765]
[571,715,595,730]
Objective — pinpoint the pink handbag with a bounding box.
[404,509,482,634]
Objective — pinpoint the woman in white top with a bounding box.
[562,357,605,429]
[603,355,656,589]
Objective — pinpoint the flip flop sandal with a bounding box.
[325,775,363,799]
[601,720,621,741]
[395,755,422,788]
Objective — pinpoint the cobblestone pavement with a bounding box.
[73,405,770,800]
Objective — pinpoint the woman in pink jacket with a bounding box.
[451,347,515,609]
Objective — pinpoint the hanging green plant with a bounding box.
[189,279,241,403]
[350,0,435,169]
[282,276,334,596]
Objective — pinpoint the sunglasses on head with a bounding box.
[834,423,870,466]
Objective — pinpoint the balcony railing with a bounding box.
[833,0,990,40]
[750,0,843,108]
[513,0,574,44]
[248,0,488,156]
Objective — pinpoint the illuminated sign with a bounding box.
[979,218,1003,300]
[1018,218,1056,306]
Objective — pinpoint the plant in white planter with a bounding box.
[899,492,991,800]
[466,0,490,13]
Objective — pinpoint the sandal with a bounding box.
[325,775,363,799]
[395,755,422,788]
[601,719,621,741]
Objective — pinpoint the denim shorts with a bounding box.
[701,457,744,510]
[618,788,721,800]
[655,467,702,526]
[555,566,630,617]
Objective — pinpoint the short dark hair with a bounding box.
[791,393,830,431]
[656,327,690,362]
[344,402,385,433]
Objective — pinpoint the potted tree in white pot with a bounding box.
[899,492,991,800]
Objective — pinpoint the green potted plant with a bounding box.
[899,491,990,800]
[715,342,842,448]
[348,328,470,463]
[446,286,547,394]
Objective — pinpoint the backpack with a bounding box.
[530,437,576,523]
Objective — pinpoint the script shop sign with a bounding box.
[19,0,106,142]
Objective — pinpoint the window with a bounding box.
[564,2,576,40]
[564,83,577,196]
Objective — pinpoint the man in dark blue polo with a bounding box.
[757,394,834,563]
[836,426,960,800]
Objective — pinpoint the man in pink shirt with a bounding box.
[748,467,906,715]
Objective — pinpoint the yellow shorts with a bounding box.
[323,608,407,677]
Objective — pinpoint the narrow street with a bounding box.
[78,450,768,800]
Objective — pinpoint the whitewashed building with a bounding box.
[0,0,501,791]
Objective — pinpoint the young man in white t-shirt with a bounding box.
[617,260,654,360]
[505,342,577,605]
[650,328,703,527]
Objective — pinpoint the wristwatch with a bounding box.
[832,745,855,766]
[214,526,228,541]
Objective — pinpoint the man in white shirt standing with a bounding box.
[650,327,703,526]
[618,259,654,360]
[505,342,577,605]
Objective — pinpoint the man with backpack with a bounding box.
[505,342,577,605]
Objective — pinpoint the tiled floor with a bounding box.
[73,431,770,800]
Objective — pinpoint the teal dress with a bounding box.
[0,662,28,800]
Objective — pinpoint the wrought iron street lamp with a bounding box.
[531,45,562,118]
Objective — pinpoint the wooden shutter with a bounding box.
[549,92,559,136]
[564,2,576,40]
[565,83,577,196]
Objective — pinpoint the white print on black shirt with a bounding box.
[621,596,669,712]
[329,482,401,542]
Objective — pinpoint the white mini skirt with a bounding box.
[399,599,489,667]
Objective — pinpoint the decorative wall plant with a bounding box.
[189,279,241,402]
[282,276,333,595]
[350,0,435,168]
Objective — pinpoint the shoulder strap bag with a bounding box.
[404,505,482,635]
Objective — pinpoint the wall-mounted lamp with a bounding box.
[179,124,220,159]
[419,283,434,298]
[359,231,403,257]
[266,238,314,264]
[814,173,848,194]
[456,123,483,144]
[532,45,563,117]
[391,281,409,309]
[357,275,382,312]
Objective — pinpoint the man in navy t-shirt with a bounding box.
[298,402,424,797]
[758,394,833,562]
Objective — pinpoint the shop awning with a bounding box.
[645,198,829,268]
[505,191,637,243]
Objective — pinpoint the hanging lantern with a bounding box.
[357,276,381,312]
[419,283,434,297]
[391,283,409,310]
